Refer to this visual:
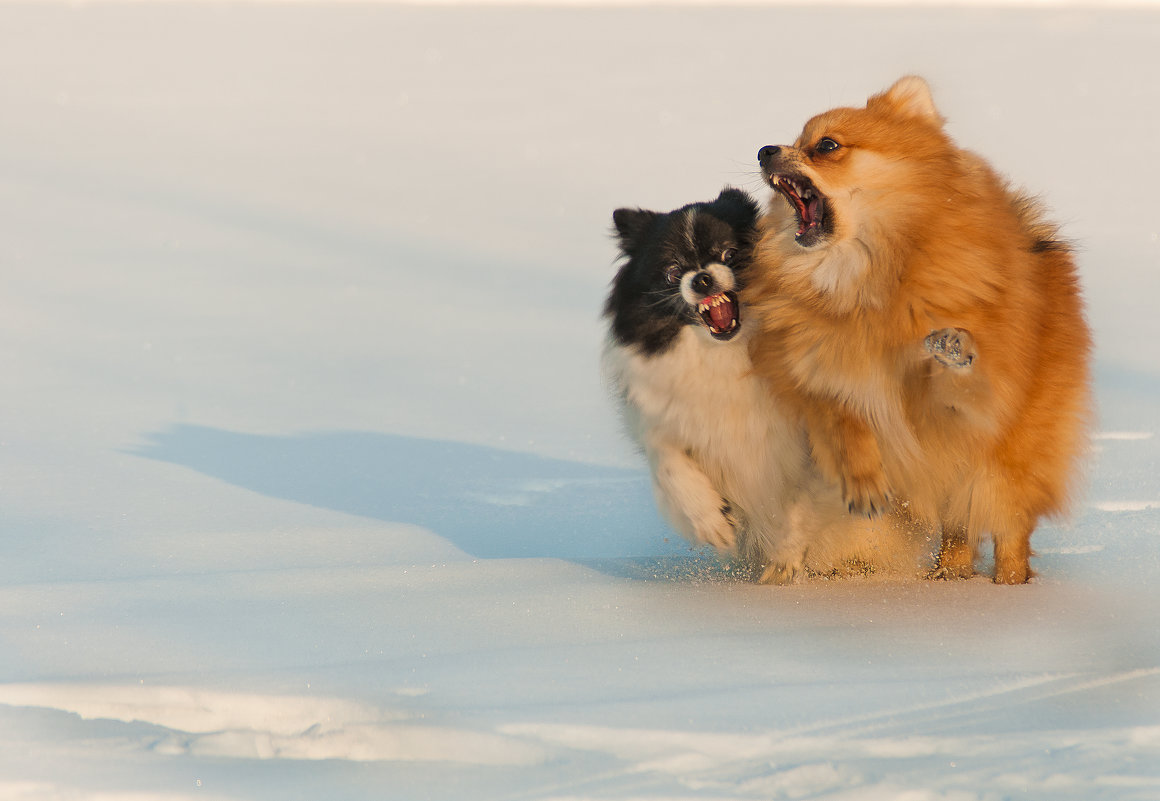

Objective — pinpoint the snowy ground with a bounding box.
[1,3,1159,800]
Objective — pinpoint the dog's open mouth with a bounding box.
[770,173,829,247]
[697,291,741,340]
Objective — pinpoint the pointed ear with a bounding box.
[612,207,657,256]
[712,187,760,230]
[869,75,944,125]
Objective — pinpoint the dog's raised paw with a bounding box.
[925,327,976,369]
[841,474,893,519]
[721,501,740,530]
[692,501,738,551]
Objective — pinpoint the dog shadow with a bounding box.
[131,424,738,578]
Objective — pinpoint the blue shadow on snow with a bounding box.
[132,425,694,564]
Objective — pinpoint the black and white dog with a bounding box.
[603,188,944,582]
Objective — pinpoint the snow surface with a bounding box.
[1,3,1159,800]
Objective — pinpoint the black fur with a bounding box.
[605,188,760,355]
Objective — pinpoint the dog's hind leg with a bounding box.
[992,521,1034,584]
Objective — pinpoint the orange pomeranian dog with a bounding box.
[745,76,1093,583]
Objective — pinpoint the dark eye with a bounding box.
[815,137,841,154]
[721,248,736,264]
[663,264,682,284]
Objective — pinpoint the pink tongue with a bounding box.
[709,297,735,330]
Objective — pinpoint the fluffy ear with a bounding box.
[712,187,760,230]
[612,207,657,256]
[869,75,944,125]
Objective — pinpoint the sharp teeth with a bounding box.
[698,294,731,312]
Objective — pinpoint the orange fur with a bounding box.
[745,76,1093,583]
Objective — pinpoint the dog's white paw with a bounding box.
[650,447,739,552]
[759,559,804,585]
[691,502,738,551]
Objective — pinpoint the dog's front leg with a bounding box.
[647,443,737,552]
[801,403,892,517]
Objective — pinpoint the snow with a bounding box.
[1,3,1158,799]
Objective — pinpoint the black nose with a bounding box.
[691,271,715,294]
[758,145,780,167]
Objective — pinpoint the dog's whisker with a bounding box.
[639,292,689,312]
